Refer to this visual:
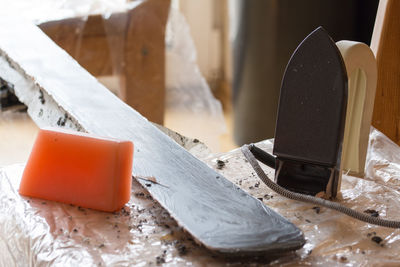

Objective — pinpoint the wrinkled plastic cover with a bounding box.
[164,8,226,151]
[1,127,400,266]
[0,0,226,151]
[0,0,141,24]
[205,127,400,265]
[0,165,217,266]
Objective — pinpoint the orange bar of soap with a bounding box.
[19,127,134,212]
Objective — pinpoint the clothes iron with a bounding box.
[247,27,377,198]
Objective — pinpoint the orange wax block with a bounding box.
[19,127,134,212]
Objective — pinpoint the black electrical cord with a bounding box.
[241,144,400,229]
[248,144,276,169]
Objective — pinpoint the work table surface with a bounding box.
[1,111,400,266]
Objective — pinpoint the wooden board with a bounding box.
[0,20,304,255]
[370,0,400,144]
[39,0,170,124]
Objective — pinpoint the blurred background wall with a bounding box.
[173,0,379,148]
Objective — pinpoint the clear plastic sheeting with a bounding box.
[366,127,400,187]
[0,0,226,150]
[0,0,140,24]
[0,165,215,266]
[204,127,400,266]
[2,127,400,266]
[164,8,226,152]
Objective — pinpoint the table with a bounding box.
[1,112,400,265]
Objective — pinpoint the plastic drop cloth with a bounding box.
[164,8,226,151]
[0,0,141,24]
[0,1,141,99]
[1,127,400,266]
[0,0,226,150]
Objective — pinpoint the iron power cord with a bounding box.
[241,144,400,229]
